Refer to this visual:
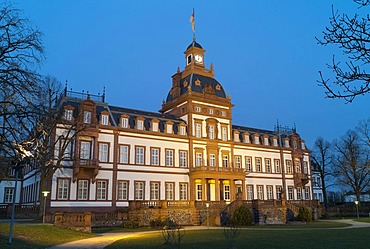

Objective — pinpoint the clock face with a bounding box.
[194,54,203,64]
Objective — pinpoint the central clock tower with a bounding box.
[182,40,214,78]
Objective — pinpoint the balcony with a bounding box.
[294,173,309,186]
[73,159,100,183]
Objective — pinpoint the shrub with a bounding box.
[297,206,312,223]
[150,218,165,229]
[231,205,253,226]
[122,220,139,229]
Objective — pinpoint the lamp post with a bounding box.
[42,191,50,224]
[205,203,210,229]
[354,200,359,219]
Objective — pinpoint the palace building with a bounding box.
[1,39,319,225]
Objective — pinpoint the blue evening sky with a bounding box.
[16,0,370,149]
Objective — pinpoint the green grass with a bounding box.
[355,217,370,223]
[0,224,97,249]
[106,227,370,249]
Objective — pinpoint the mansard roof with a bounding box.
[59,97,186,134]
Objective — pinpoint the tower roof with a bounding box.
[186,40,203,50]
[165,73,226,102]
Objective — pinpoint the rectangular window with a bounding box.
[295,159,301,173]
[276,186,282,200]
[267,186,273,200]
[4,188,14,203]
[274,159,281,173]
[99,143,109,162]
[83,111,91,124]
[265,159,271,173]
[97,180,107,200]
[244,135,250,143]
[247,185,254,200]
[122,118,128,128]
[165,149,174,166]
[136,146,145,165]
[195,123,201,138]
[297,187,302,200]
[303,161,308,174]
[150,182,160,200]
[119,145,129,164]
[137,120,144,130]
[273,138,278,146]
[65,109,73,120]
[235,156,241,168]
[57,178,69,200]
[179,151,187,167]
[196,153,202,167]
[223,155,229,168]
[180,183,188,200]
[80,141,91,160]
[288,186,294,200]
[165,182,174,200]
[101,115,109,125]
[117,181,128,200]
[209,154,216,167]
[135,181,144,200]
[224,185,230,201]
[180,126,186,136]
[209,125,215,139]
[222,127,227,141]
[151,148,160,166]
[245,157,252,172]
[256,158,262,172]
[305,187,310,200]
[286,160,292,174]
[77,180,88,200]
[152,122,159,132]
[196,184,202,200]
[257,185,264,200]
[166,124,173,134]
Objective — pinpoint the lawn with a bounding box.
[0,224,97,249]
[106,222,369,249]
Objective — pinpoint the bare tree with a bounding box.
[332,130,370,203]
[0,2,44,171]
[316,0,370,103]
[27,77,85,217]
[311,137,333,211]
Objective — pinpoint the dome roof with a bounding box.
[166,73,226,102]
[186,40,203,50]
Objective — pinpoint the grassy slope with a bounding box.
[0,224,97,249]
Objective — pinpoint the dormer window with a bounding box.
[83,111,91,124]
[264,136,269,146]
[234,132,240,142]
[101,115,109,125]
[137,120,144,130]
[180,125,186,136]
[65,109,73,121]
[244,134,250,143]
[166,123,173,134]
[285,139,290,148]
[273,138,278,147]
[152,122,159,132]
[122,118,128,128]
[254,135,260,145]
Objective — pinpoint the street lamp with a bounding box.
[205,203,210,229]
[42,191,50,224]
[354,200,360,219]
